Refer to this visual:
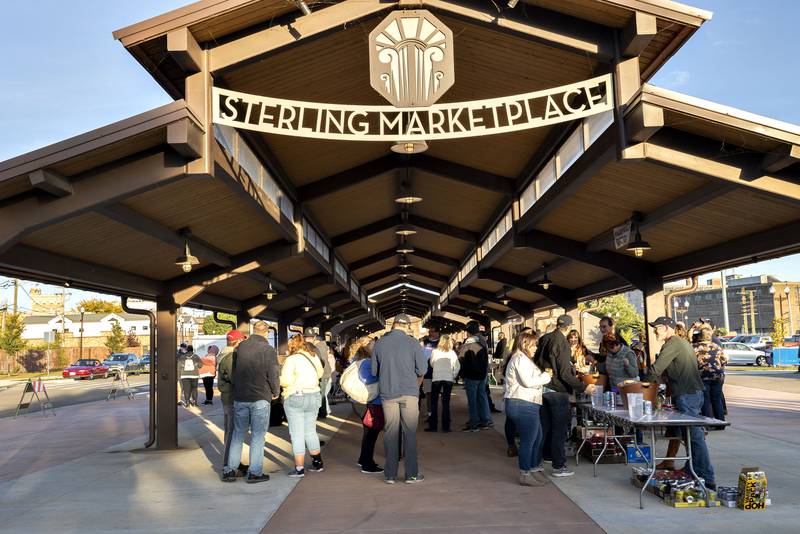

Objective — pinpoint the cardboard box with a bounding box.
[626,444,652,464]
[737,467,768,511]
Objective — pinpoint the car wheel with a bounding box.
[756,355,769,367]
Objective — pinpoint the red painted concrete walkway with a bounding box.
[263,389,602,534]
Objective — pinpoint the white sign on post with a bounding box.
[613,221,633,250]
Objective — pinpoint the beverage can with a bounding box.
[643,400,653,415]
[604,391,612,407]
[609,392,616,407]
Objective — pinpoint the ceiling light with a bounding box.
[391,140,428,154]
[399,272,410,278]
[507,0,519,7]
[263,278,277,300]
[303,296,312,313]
[480,308,486,315]
[501,297,511,306]
[626,229,652,258]
[396,244,415,254]
[399,255,413,268]
[323,306,331,320]
[395,223,417,236]
[175,241,199,273]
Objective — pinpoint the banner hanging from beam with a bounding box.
[212,74,613,142]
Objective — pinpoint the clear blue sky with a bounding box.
[1,0,798,310]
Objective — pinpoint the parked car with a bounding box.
[783,335,800,347]
[721,342,772,367]
[62,359,109,380]
[103,353,143,375]
[729,335,773,353]
[140,355,150,373]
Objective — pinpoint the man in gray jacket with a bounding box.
[372,314,428,484]
[223,321,280,483]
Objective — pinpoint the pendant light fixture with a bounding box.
[303,296,312,313]
[175,241,199,273]
[323,306,331,320]
[394,163,423,204]
[391,140,428,154]
[625,212,652,258]
[262,275,277,300]
[399,255,413,268]
[538,264,552,290]
[396,209,416,236]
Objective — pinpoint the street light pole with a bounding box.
[79,307,86,359]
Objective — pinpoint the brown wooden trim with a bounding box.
[621,12,656,57]
[412,154,515,194]
[407,214,477,242]
[297,155,397,202]
[27,169,72,198]
[478,267,577,310]
[331,216,398,248]
[167,27,202,73]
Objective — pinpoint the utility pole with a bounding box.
[749,290,757,334]
[13,278,19,315]
[740,289,749,334]
[720,270,730,332]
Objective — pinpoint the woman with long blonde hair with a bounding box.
[281,335,325,477]
[426,334,460,432]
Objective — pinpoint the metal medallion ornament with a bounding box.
[369,10,454,107]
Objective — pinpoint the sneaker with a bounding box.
[519,471,545,487]
[551,467,575,477]
[531,470,551,485]
[405,474,425,484]
[384,477,396,484]
[461,424,479,433]
[310,459,324,472]
[288,467,305,478]
[361,464,384,474]
[246,473,270,484]
[424,427,437,432]
[543,459,552,464]
[530,464,544,473]
[478,421,494,430]
[236,464,249,477]
[221,470,237,482]
[507,445,518,457]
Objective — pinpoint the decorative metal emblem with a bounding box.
[369,10,454,107]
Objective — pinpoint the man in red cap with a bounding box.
[218,329,246,479]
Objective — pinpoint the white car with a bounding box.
[721,342,771,367]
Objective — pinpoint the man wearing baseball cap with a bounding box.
[218,329,246,480]
[645,316,715,489]
[371,313,428,484]
[533,314,595,477]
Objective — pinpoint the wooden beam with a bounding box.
[516,229,650,288]
[407,214,477,242]
[459,286,530,317]
[637,129,800,205]
[762,144,800,174]
[517,126,617,233]
[405,266,448,283]
[423,0,614,61]
[27,169,72,197]
[575,276,632,301]
[297,155,397,202]
[359,268,398,287]
[350,248,397,272]
[167,118,204,159]
[621,12,657,57]
[166,27,202,73]
[331,216,398,247]
[0,151,186,255]
[525,258,571,283]
[478,267,577,310]
[210,0,394,73]
[624,101,664,143]
[410,247,460,267]
[585,181,736,252]
[655,218,800,280]
[96,204,231,267]
[412,155,514,195]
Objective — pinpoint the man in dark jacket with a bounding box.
[534,315,595,477]
[458,321,492,432]
[645,316,715,488]
[223,321,280,483]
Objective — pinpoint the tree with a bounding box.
[584,294,645,343]
[77,298,122,314]
[105,322,128,354]
[771,318,787,348]
[202,313,236,335]
[126,331,141,348]
[0,313,26,373]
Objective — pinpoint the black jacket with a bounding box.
[458,335,489,380]
[534,329,586,395]
[232,334,280,402]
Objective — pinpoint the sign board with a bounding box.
[213,74,612,142]
[613,221,633,250]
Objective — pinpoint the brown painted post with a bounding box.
[277,320,289,355]
[236,311,251,334]
[642,276,666,367]
[155,297,179,450]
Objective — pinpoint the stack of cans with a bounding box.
[717,486,738,507]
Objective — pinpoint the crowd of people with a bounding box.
[202,311,723,490]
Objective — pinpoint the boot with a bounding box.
[519,470,545,487]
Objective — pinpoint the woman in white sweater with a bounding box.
[426,335,460,433]
[281,335,324,478]
[504,331,552,486]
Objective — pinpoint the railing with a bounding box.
[302,218,330,261]
[334,259,347,283]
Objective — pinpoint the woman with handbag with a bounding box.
[504,331,552,486]
[346,336,385,474]
[281,335,325,478]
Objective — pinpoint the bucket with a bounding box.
[620,381,643,409]
[580,373,598,385]
[594,374,608,389]
[640,382,658,404]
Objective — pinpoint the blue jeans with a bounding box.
[283,392,322,456]
[464,378,490,427]
[673,390,715,485]
[226,399,270,476]
[505,398,542,471]
[702,379,725,421]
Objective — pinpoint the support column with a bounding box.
[236,311,251,333]
[155,296,179,450]
[642,276,666,367]
[277,319,289,355]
